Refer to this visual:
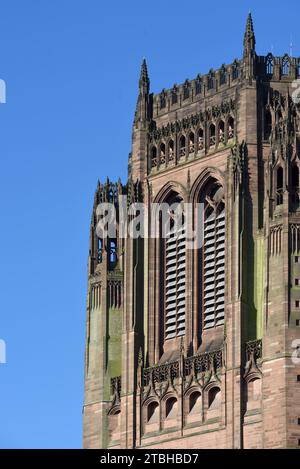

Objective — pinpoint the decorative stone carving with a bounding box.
[244,339,262,380]
[110,376,122,407]
[148,99,235,143]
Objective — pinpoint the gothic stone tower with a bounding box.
[83,14,300,449]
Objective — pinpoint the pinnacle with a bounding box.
[244,12,256,51]
[139,58,150,93]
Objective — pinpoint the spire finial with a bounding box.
[139,58,149,94]
[244,12,256,54]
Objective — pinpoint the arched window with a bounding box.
[291,164,299,206]
[109,239,117,265]
[282,55,290,76]
[160,142,166,164]
[195,75,202,95]
[179,135,186,158]
[165,397,178,419]
[208,387,221,409]
[197,128,204,151]
[147,401,159,423]
[168,139,174,161]
[208,71,215,90]
[220,66,226,86]
[276,166,283,205]
[218,120,225,144]
[189,391,201,413]
[228,117,234,140]
[97,238,103,263]
[189,132,195,154]
[264,111,272,140]
[151,146,157,168]
[232,61,239,80]
[160,90,166,109]
[202,183,225,329]
[171,86,178,105]
[209,124,216,147]
[164,194,186,339]
[183,80,190,100]
[266,54,273,75]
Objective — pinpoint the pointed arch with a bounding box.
[151,145,157,168]
[209,123,216,147]
[282,54,290,76]
[153,181,188,205]
[219,65,226,86]
[227,116,235,140]
[232,60,239,80]
[266,53,274,76]
[160,141,166,164]
[218,120,225,145]
[188,131,195,154]
[168,138,175,162]
[190,167,225,203]
[208,386,221,409]
[197,127,204,152]
[179,134,186,158]
[207,70,215,90]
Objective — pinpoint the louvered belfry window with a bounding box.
[203,185,225,329]
[164,198,186,339]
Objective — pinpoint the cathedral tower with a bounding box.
[83,14,300,449]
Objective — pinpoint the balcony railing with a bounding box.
[143,348,223,387]
[143,360,179,386]
[184,348,222,376]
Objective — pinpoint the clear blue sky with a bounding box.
[0,0,298,449]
